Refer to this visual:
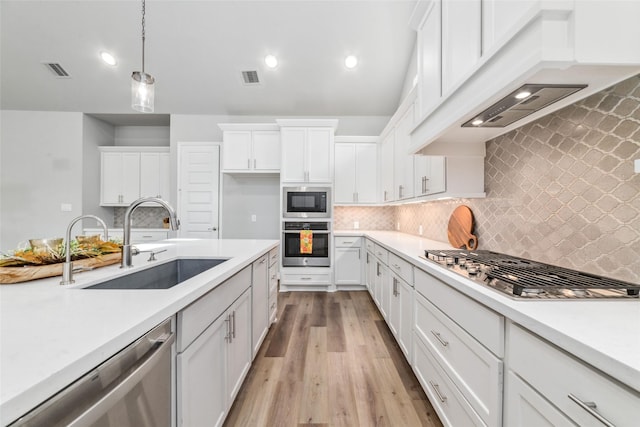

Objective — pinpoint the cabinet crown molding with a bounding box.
[99,146,169,152]
[218,123,279,132]
[275,119,339,130]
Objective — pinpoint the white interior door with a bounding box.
[178,143,220,239]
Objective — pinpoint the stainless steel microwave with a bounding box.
[283,186,331,218]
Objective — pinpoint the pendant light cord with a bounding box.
[141,0,146,74]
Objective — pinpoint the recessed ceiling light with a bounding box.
[471,119,484,126]
[100,51,117,66]
[345,55,358,69]
[265,55,278,68]
[515,90,531,100]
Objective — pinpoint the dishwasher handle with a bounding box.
[67,330,175,427]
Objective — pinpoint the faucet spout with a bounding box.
[60,215,109,285]
[122,197,179,268]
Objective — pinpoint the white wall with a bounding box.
[115,125,170,146]
[0,110,84,251]
[221,175,280,239]
[82,115,115,227]
[399,42,418,102]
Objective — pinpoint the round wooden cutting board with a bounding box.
[447,205,478,250]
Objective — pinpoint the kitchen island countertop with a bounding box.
[336,230,640,393]
[0,238,278,426]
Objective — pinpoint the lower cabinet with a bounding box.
[388,272,413,360]
[252,254,269,359]
[334,236,362,286]
[176,261,261,427]
[268,247,279,324]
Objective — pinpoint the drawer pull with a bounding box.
[301,277,312,280]
[260,258,267,264]
[342,241,354,244]
[429,381,447,403]
[392,263,401,270]
[568,394,615,427]
[431,330,449,347]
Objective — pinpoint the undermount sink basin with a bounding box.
[84,258,227,290]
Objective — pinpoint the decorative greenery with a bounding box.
[0,239,122,267]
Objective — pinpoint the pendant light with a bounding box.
[131,0,155,112]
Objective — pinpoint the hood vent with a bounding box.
[462,84,587,128]
[43,62,71,78]
[241,70,260,85]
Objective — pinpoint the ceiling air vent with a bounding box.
[43,62,71,78]
[241,70,260,85]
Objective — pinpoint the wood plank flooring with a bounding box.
[224,291,444,427]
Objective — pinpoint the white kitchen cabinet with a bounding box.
[100,147,170,206]
[220,125,280,172]
[334,236,362,286]
[481,0,536,54]
[140,152,170,199]
[394,105,416,200]
[268,247,279,324]
[380,131,395,203]
[100,151,140,206]
[416,0,442,117]
[83,228,168,244]
[441,0,482,95]
[334,139,378,204]
[507,323,640,427]
[251,254,269,359]
[278,120,337,183]
[414,155,446,197]
[388,272,413,361]
[177,265,253,427]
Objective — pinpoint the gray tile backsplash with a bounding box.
[338,74,640,284]
[113,207,168,228]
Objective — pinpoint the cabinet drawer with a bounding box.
[281,273,331,285]
[415,268,504,357]
[334,236,362,248]
[508,323,640,427]
[413,333,487,427]
[414,292,502,427]
[177,266,251,352]
[268,247,279,267]
[364,238,375,253]
[373,243,388,265]
[131,230,168,243]
[388,252,413,286]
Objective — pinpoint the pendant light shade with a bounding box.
[131,0,154,113]
[131,71,155,113]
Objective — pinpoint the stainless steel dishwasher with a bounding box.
[10,318,174,427]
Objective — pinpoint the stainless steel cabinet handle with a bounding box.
[425,177,430,193]
[231,310,236,339]
[431,330,449,347]
[568,394,615,427]
[358,249,361,260]
[301,277,312,280]
[260,257,267,264]
[399,185,403,199]
[383,190,388,201]
[392,263,401,270]
[429,381,447,403]
[207,227,217,231]
[342,241,354,244]
[254,159,257,169]
[393,277,397,296]
[248,158,251,169]
[225,315,231,342]
[366,252,370,264]
[376,262,381,276]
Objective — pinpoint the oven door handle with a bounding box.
[283,230,331,234]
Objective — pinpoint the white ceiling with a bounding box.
[1,0,417,119]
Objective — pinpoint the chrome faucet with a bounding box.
[61,215,109,285]
[122,197,179,268]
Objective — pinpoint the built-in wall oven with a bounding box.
[282,221,331,267]
[283,186,331,218]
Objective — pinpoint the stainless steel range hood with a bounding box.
[461,84,587,128]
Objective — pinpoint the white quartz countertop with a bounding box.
[336,230,640,393]
[0,238,278,426]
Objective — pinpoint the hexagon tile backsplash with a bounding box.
[338,74,640,284]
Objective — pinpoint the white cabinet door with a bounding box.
[227,288,252,404]
[365,250,375,293]
[281,128,306,182]
[252,130,280,171]
[121,153,141,204]
[355,143,377,203]
[140,152,162,198]
[394,105,415,200]
[334,143,357,203]
[223,131,252,171]
[307,128,332,183]
[505,371,574,427]
[441,0,482,95]
[158,152,170,199]
[378,262,390,319]
[482,0,536,54]
[415,155,446,197]
[417,0,442,117]
[251,255,269,359]
[335,247,361,285]
[388,274,401,337]
[101,152,124,205]
[380,132,395,202]
[397,278,413,360]
[177,312,228,427]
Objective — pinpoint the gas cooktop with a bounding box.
[423,250,640,300]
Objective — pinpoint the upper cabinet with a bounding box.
[410,0,640,153]
[219,124,280,173]
[277,119,338,184]
[334,137,378,205]
[394,105,417,201]
[100,147,170,206]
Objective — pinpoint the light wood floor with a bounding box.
[224,291,444,427]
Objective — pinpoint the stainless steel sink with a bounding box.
[84,258,227,290]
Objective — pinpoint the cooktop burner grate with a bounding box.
[424,249,640,297]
